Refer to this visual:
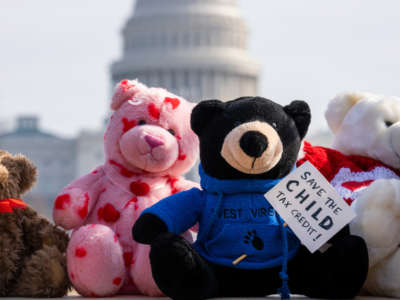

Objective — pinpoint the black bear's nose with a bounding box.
[239,131,268,158]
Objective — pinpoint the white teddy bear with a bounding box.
[300,92,400,297]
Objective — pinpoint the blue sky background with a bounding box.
[1,0,399,137]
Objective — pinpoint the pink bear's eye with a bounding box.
[128,99,143,106]
[168,129,176,136]
[138,120,146,125]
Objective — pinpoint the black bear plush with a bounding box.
[132,97,368,300]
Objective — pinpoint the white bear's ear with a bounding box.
[111,79,146,110]
[325,92,370,133]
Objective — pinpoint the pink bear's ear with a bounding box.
[111,79,145,111]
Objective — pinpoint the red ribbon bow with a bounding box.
[0,198,27,213]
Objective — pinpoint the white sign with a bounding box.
[265,161,356,253]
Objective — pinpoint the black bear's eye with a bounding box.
[385,120,394,127]
[138,120,146,125]
[168,129,176,136]
[272,122,277,128]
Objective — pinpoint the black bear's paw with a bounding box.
[151,232,198,273]
[150,232,216,300]
[327,235,369,298]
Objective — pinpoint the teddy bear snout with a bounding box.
[119,125,179,172]
[145,135,164,149]
[221,121,283,174]
[239,131,268,158]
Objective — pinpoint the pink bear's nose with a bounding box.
[145,135,164,148]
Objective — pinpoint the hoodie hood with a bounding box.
[199,164,289,194]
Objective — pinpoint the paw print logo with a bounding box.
[244,230,264,250]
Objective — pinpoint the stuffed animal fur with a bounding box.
[53,79,199,297]
[0,150,70,297]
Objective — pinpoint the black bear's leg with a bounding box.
[289,235,368,299]
[214,264,281,297]
[150,232,218,300]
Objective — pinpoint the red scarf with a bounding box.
[297,141,400,205]
[0,198,27,213]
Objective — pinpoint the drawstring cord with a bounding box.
[276,214,290,299]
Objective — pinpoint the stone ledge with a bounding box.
[8,296,396,300]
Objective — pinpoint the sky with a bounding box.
[1,0,400,138]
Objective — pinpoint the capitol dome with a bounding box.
[111,0,260,102]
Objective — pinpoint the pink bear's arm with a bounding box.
[53,166,105,230]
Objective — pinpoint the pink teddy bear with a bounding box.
[53,80,199,297]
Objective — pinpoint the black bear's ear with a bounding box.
[283,100,311,139]
[191,100,225,136]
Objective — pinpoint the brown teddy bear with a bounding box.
[0,150,71,297]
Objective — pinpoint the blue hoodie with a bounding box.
[143,165,300,270]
